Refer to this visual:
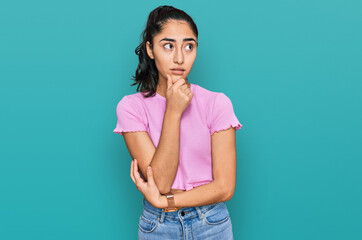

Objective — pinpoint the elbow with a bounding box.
[159,188,172,195]
[219,180,235,202]
[150,168,173,194]
[156,180,172,195]
[224,187,235,201]
[159,185,172,195]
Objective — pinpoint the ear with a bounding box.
[146,41,154,60]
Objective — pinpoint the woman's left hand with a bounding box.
[130,159,165,209]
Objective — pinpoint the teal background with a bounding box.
[1,0,361,239]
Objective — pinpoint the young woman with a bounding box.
[113,5,243,239]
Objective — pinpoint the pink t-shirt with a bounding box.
[113,83,243,191]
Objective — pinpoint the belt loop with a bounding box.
[160,209,166,223]
[195,207,203,220]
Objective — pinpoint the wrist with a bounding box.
[158,194,168,209]
[165,109,182,119]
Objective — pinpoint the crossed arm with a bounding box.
[125,124,237,209]
[172,127,237,208]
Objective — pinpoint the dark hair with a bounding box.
[130,5,198,98]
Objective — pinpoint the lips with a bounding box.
[170,68,185,75]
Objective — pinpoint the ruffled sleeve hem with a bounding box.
[210,122,243,135]
[171,181,213,191]
[113,128,148,135]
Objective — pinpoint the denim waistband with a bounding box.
[142,197,225,223]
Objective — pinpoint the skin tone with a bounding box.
[129,19,237,209]
[146,19,196,194]
[146,20,197,98]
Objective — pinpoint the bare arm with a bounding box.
[123,109,181,194]
[158,127,237,208]
[123,76,192,194]
[149,109,182,193]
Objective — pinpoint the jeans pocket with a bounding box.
[138,211,159,233]
[203,202,230,225]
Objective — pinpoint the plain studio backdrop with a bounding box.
[0,0,361,239]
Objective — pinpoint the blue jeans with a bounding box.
[138,197,234,239]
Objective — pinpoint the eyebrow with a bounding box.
[159,38,197,43]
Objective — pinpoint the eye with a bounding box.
[164,43,173,50]
[185,44,193,51]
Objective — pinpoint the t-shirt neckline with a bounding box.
[155,83,194,100]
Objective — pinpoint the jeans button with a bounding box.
[181,211,185,216]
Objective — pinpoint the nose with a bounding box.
[173,46,184,64]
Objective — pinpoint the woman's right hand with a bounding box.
[166,74,194,115]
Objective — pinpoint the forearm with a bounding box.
[159,180,234,208]
[150,109,181,194]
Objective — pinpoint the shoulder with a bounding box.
[192,83,219,101]
[115,92,150,116]
[116,91,148,106]
[120,92,147,101]
[192,83,232,109]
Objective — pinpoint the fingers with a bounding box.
[188,91,194,99]
[178,83,192,99]
[146,166,155,185]
[166,74,173,90]
[130,159,135,183]
[167,74,192,96]
[133,159,144,190]
[181,83,191,93]
[172,78,187,89]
